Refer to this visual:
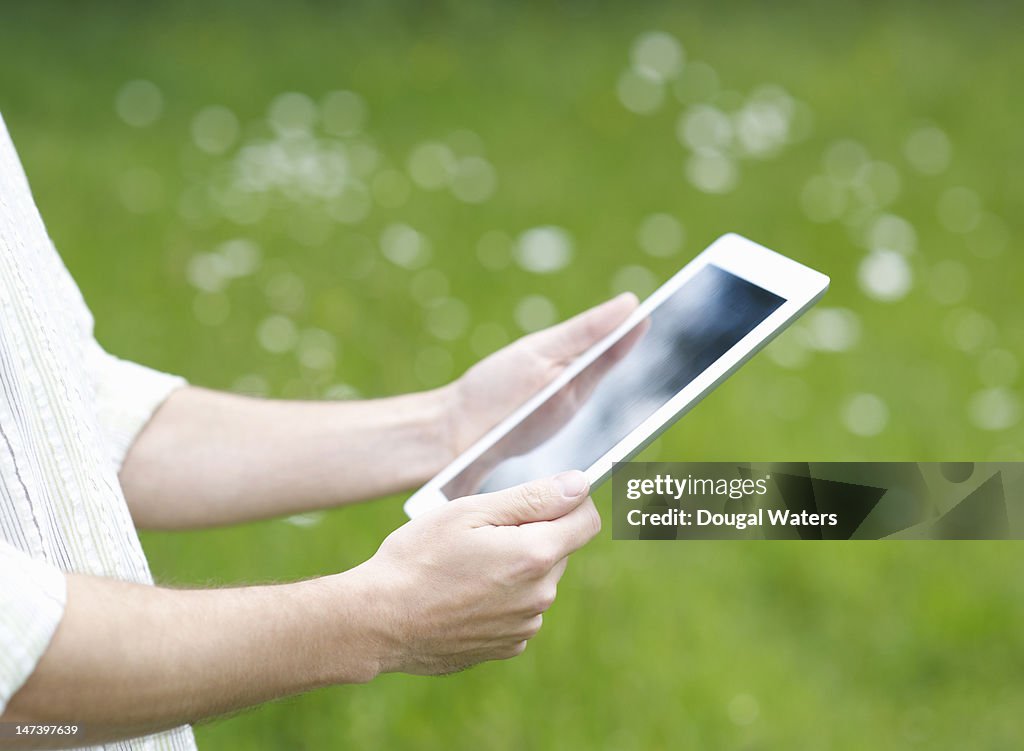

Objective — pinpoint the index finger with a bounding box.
[530,293,639,364]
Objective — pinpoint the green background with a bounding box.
[2,1,1023,747]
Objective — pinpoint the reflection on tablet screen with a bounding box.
[443,264,786,498]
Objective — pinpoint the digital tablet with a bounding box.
[404,233,829,518]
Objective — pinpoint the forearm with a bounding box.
[120,386,455,529]
[2,571,383,747]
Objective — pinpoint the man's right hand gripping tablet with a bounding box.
[351,469,599,675]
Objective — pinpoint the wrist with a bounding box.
[317,386,457,502]
[311,562,414,683]
[404,384,460,482]
[433,381,462,465]
[292,570,393,685]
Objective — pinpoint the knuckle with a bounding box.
[534,586,557,613]
[525,545,558,573]
[441,495,480,521]
[533,354,562,389]
[524,614,544,638]
[513,483,549,517]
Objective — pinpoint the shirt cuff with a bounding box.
[92,351,188,470]
[0,543,67,714]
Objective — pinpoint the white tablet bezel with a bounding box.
[404,233,829,518]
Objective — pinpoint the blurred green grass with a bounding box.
[2,1,1023,748]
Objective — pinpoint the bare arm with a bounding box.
[120,294,637,530]
[120,387,453,529]
[2,571,379,747]
[2,474,599,748]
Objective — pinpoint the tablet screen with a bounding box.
[442,264,786,499]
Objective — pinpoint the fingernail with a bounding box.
[553,470,588,499]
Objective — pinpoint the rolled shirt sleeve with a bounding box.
[89,345,187,471]
[0,541,67,714]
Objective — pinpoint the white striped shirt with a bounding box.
[0,113,196,750]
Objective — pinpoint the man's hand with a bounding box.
[120,293,637,529]
[442,293,639,459]
[352,470,600,675]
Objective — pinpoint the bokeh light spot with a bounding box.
[258,314,298,353]
[348,138,379,177]
[426,297,471,340]
[866,214,917,255]
[407,141,457,190]
[842,393,889,437]
[296,328,337,372]
[410,268,451,306]
[616,69,665,115]
[944,307,995,353]
[904,125,952,175]
[678,104,733,154]
[765,326,811,369]
[610,265,658,298]
[284,512,325,528]
[514,295,558,333]
[450,156,497,203]
[800,176,846,223]
[232,374,270,397]
[854,161,902,207]
[217,238,261,277]
[630,31,684,82]
[727,694,760,727]
[264,271,306,313]
[320,90,368,136]
[858,250,912,302]
[637,213,684,257]
[734,93,792,157]
[115,80,164,127]
[515,226,573,274]
[684,152,738,194]
[328,182,372,224]
[268,91,317,136]
[446,129,485,156]
[672,61,719,103]
[823,139,868,183]
[324,383,360,400]
[968,388,1021,431]
[191,106,240,155]
[381,223,432,269]
[804,307,861,352]
[187,252,232,293]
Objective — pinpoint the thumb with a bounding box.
[530,293,639,364]
[461,470,590,527]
